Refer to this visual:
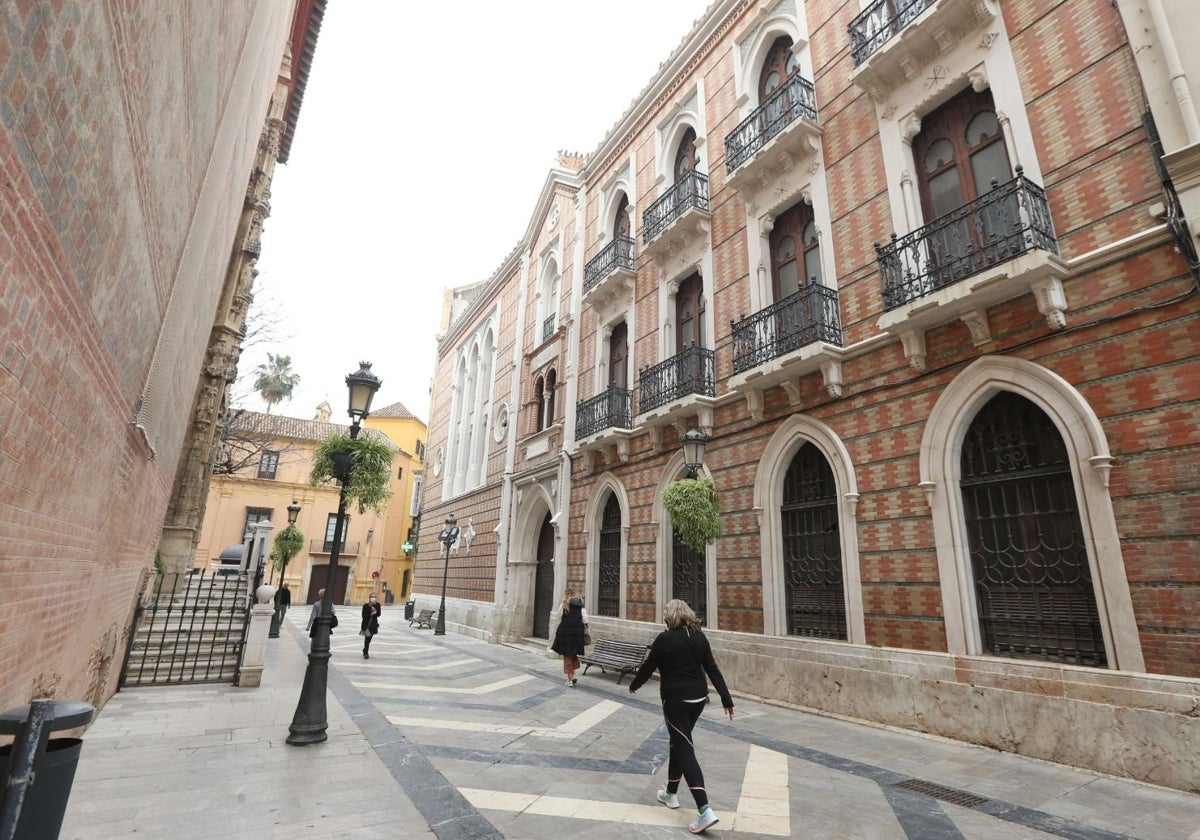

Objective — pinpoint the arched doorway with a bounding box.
[781,442,846,639]
[531,513,555,638]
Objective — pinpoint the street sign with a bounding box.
[371,570,380,580]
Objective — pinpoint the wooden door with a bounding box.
[532,514,555,639]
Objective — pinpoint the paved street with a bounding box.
[61,606,1200,839]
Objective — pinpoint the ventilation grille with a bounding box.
[893,779,990,809]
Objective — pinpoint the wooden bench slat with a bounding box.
[410,609,435,629]
[579,638,649,685]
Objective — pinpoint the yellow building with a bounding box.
[196,403,423,607]
[364,402,427,603]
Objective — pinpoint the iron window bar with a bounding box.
[543,314,556,341]
[876,168,1059,311]
[584,235,636,294]
[637,345,715,415]
[731,283,843,375]
[643,170,709,245]
[725,73,818,173]
[576,386,632,439]
[849,0,932,67]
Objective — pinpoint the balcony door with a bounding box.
[675,128,698,180]
[913,87,1013,279]
[770,201,821,302]
[759,36,799,129]
[676,274,704,351]
[608,322,628,389]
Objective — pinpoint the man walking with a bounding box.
[274,582,291,624]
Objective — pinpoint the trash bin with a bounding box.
[404,599,415,621]
[0,700,95,840]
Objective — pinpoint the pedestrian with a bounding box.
[549,587,588,686]
[361,592,381,659]
[274,582,291,623]
[306,588,337,639]
[628,599,734,835]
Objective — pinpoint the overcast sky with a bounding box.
[242,1,714,425]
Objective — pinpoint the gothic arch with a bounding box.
[753,414,864,642]
[652,449,719,628]
[736,16,808,110]
[919,355,1144,671]
[583,472,631,618]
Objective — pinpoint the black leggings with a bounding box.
[363,632,374,653]
[663,698,709,810]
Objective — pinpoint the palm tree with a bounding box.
[254,353,300,413]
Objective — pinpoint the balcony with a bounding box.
[583,235,636,312]
[637,347,717,447]
[310,539,360,557]
[875,169,1068,370]
[725,73,821,203]
[642,171,710,264]
[574,385,633,470]
[728,284,845,418]
[848,0,994,101]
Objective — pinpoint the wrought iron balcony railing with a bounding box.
[311,539,360,556]
[732,284,843,374]
[576,386,632,439]
[643,171,709,245]
[849,0,931,66]
[638,346,715,415]
[584,235,636,294]
[725,73,818,172]
[542,314,556,341]
[876,168,1058,311]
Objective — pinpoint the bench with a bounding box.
[580,638,650,685]
[410,608,435,629]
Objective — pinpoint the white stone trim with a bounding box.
[752,415,865,643]
[918,355,1145,672]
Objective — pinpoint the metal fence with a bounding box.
[119,570,250,688]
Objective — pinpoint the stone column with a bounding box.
[239,584,277,688]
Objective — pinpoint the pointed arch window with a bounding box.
[671,528,707,626]
[770,201,821,301]
[545,369,557,428]
[960,392,1106,666]
[674,127,699,180]
[781,442,846,639]
[597,494,622,617]
[533,376,546,432]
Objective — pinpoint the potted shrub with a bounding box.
[309,433,394,513]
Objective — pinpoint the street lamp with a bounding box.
[269,501,301,639]
[434,514,459,636]
[681,426,710,479]
[287,362,381,746]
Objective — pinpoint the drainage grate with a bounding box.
[893,779,990,809]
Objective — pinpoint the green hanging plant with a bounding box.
[662,476,722,552]
[271,524,305,579]
[310,433,394,514]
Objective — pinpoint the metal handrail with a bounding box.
[876,168,1058,311]
[637,346,715,414]
[725,73,818,172]
[643,171,709,245]
[576,386,632,438]
[731,284,843,374]
[849,0,931,66]
[584,235,636,293]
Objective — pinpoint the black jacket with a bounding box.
[629,625,733,708]
[550,597,587,657]
[361,601,381,634]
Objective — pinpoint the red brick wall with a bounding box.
[0,1,292,711]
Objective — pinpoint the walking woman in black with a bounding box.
[629,599,733,835]
[360,592,381,659]
[549,588,588,686]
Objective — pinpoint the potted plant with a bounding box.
[661,476,721,552]
[271,524,305,581]
[309,433,394,513]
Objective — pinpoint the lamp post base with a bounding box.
[286,620,332,746]
[434,606,446,636]
[268,608,282,639]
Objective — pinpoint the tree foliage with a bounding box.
[211,409,297,476]
[661,477,722,552]
[310,433,394,514]
[254,352,300,413]
[271,524,305,576]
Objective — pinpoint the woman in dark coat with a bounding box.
[629,599,733,835]
[360,592,381,659]
[549,588,588,686]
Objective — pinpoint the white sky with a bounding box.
[243,1,715,425]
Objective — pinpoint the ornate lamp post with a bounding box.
[268,501,301,639]
[434,514,459,636]
[287,362,381,746]
[681,426,710,479]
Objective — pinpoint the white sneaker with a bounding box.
[656,789,680,809]
[564,677,573,686]
[688,807,718,834]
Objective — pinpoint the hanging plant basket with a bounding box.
[310,433,394,514]
[662,477,721,552]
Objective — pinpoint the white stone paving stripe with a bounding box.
[353,674,534,694]
[387,699,623,740]
[341,658,481,671]
[732,744,791,834]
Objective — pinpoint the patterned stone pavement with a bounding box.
[61,606,1200,839]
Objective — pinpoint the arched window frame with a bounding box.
[583,472,630,618]
[919,356,1144,671]
[652,450,719,629]
[533,376,545,433]
[753,415,864,642]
